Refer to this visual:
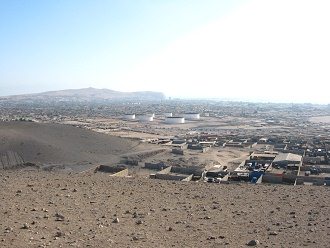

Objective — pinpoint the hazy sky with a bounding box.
[0,0,329,103]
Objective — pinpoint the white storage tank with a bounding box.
[137,115,154,122]
[184,113,200,120]
[164,112,173,117]
[123,114,136,120]
[165,117,185,124]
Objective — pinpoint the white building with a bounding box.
[165,117,185,124]
[123,114,136,120]
[184,113,200,120]
[164,112,173,117]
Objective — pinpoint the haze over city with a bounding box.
[1,0,330,103]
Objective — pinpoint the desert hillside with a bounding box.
[0,122,147,166]
[0,87,165,101]
[0,170,329,248]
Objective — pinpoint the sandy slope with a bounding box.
[0,170,329,248]
[0,122,145,165]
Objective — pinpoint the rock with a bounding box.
[269,231,278,236]
[113,218,120,223]
[132,212,138,218]
[54,213,65,221]
[136,220,143,225]
[4,227,13,233]
[166,226,173,231]
[54,231,65,237]
[247,239,260,246]
[21,223,30,229]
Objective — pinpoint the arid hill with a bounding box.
[0,87,165,102]
[0,121,147,166]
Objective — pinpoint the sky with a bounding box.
[0,0,329,104]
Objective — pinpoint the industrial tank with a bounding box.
[165,117,185,124]
[184,113,200,120]
[137,115,154,122]
[123,114,136,120]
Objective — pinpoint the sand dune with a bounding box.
[0,122,144,165]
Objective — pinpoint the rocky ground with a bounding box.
[1,169,329,248]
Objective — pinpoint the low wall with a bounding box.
[181,174,193,181]
[155,173,192,181]
[296,175,325,184]
[111,168,129,177]
[144,162,168,170]
[171,166,204,177]
[283,174,297,184]
[262,173,283,184]
[302,165,330,173]
[172,149,184,155]
[97,165,128,177]
[157,166,172,174]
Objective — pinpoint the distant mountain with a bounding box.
[1,87,165,102]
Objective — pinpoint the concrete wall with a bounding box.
[262,173,283,184]
[302,165,330,173]
[181,174,193,181]
[111,168,129,177]
[171,166,204,177]
[283,174,297,184]
[145,162,169,171]
[296,175,325,184]
[155,173,192,181]
[172,149,184,155]
[97,165,128,177]
[157,166,173,174]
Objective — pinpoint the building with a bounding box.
[164,112,173,117]
[272,153,302,167]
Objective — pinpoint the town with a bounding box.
[1,97,330,187]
